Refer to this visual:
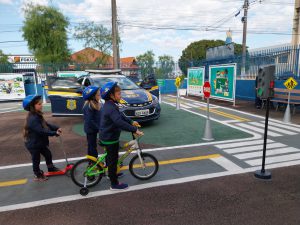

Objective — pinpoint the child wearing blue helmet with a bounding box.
[23,95,62,181]
[100,81,143,191]
[82,86,101,158]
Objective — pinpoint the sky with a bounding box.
[0,0,295,60]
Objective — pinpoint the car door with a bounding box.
[46,76,85,116]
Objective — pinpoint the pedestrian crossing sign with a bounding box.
[284,77,298,90]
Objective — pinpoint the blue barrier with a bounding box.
[159,79,187,94]
[235,79,300,102]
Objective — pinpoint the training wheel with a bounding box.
[80,187,89,196]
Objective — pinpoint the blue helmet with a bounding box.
[82,86,99,100]
[100,82,118,100]
[23,95,41,111]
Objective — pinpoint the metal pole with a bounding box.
[176,87,180,110]
[111,0,120,69]
[159,86,162,104]
[241,0,249,78]
[202,97,214,141]
[283,91,291,123]
[254,98,271,179]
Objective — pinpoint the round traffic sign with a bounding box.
[203,82,211,98]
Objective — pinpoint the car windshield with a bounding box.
[50,78,81,89]
[92,76,140,90]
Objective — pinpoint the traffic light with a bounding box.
[257,65,275,99]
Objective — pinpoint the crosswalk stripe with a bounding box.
[224,143,286,154]
[183,103,198,108]
[234,147,300,160]
[268,121,300,132]
[216,139,274,149]
[179,104,192,109]
[236,123,282,137]
[249,122,297,135]
[246,152,300,166]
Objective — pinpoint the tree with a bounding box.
[73,22,115,65]
[136,50,155,78]
[178,40,243,75]
[0,50,9,64]
[22,4,70,64]
[155,55,175,79]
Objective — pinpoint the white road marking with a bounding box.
[2,159,300,213]
[174,96,300,128]
[0,107,19,111]
[235,123,282,137]
[163,101,261,139]
[0,135,261,170]
[249,122,297,135]
[224,143,286,154]
[268,121,300,132]
[216,139,273,149]
[210,157,242,171]
[246,152,300,166]
[179,104,192,109]
[0,109,22,114]
[234,147,300,160]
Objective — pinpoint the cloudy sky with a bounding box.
[0,0,295,60]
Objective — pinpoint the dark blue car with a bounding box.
[48,71,161,122]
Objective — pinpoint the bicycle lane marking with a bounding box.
[0,179,28,187]
[0,154,223,188]
[2,159,300,213]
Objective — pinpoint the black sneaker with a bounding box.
[110,183,129,191]
[48,166,61,172]
[34,170,48,182]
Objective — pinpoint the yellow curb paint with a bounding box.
[199,107,250,122]
[0,179,28,187]
[121,154,221,170]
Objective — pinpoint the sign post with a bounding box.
[157,79,165,104]
[202,82,214,141]
[283,77,298,123]
[175,77,181,110]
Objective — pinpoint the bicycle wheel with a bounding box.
[71,159,103,188]
[129,153,159,180]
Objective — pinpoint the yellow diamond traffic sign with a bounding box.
[284,77,298,90]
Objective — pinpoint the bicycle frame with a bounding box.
[85,137,144,177]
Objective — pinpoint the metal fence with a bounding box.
[185,45,300,80]
[1,45,300,80]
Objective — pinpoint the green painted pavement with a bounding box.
[72,103,252,147]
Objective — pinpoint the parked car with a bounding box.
[47,70,161,122]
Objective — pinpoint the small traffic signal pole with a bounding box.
[254,98,272,179]
[176,87,180,110]
[283,91,291,123]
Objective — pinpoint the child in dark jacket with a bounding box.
[100,81,143,191]
[82,86,101,158]
[23,95,62,181]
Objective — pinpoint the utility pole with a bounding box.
[241,0,249,78]
[292,0,300,45]
[111,0,120,69]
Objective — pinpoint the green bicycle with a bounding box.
[71,133,159,196]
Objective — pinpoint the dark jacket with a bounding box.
[83,103,101,134]
[100,100,137,142]
[25,113,58,149]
